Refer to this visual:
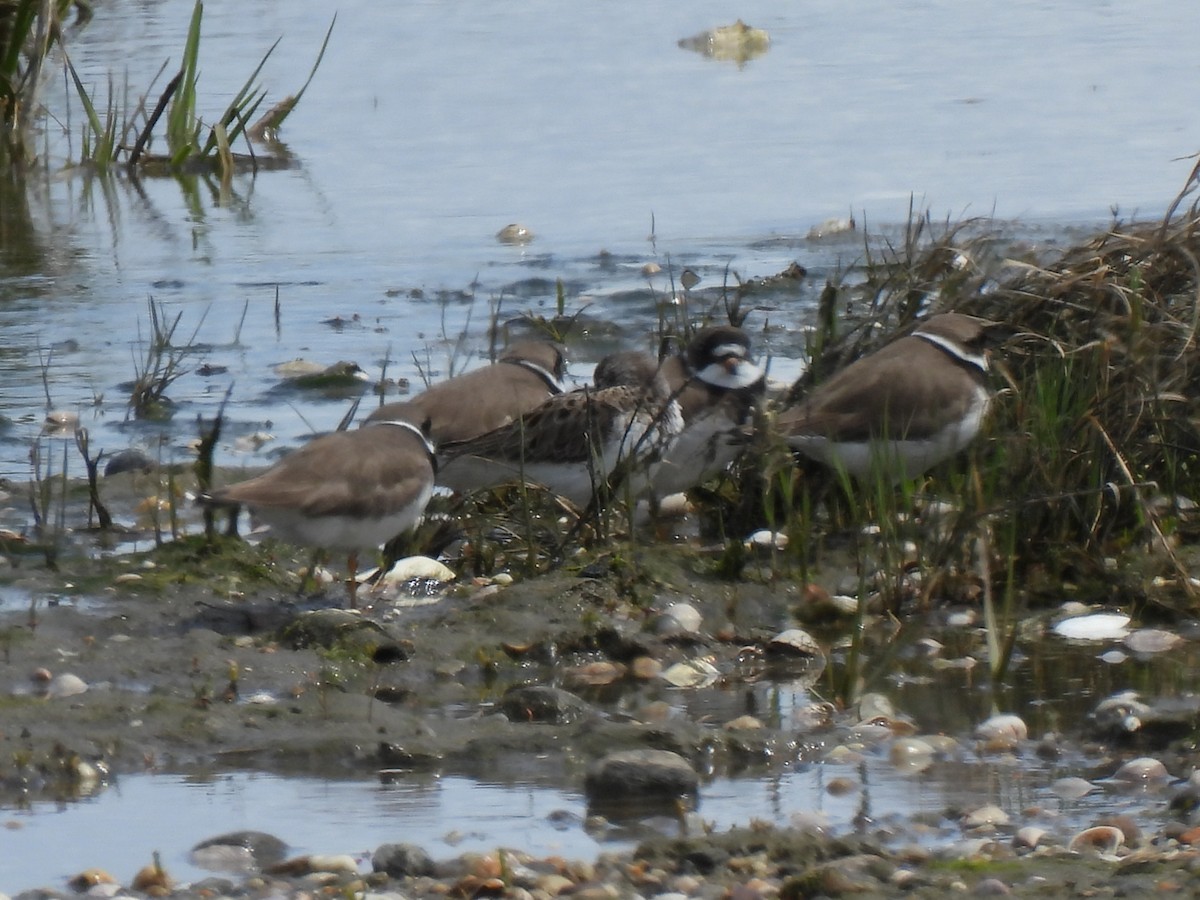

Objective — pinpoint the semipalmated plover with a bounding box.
[778,313,1000,482]
[437,351,683,506]
[363,340,566,443]
[648,324,766,498]
[204,417,436,607]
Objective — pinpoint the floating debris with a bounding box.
[677,20,770,66]
[806,216,856,240]
[103,448,155,476]
[496,223,534,244]
[42,409,79,435]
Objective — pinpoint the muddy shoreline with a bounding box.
[1,477,1199,895]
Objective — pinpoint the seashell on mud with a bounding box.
[47,672,88,699]
[68,869,117,891]
[1013,826,1047,850]
[661,657,720,688]
[889,737,935,773]
[656,601,702,636]
[858,693,895,720]
[374,556,456,585]
[131,860,173,892]
[563,661,626,687]
[766,628,823,659]
[1051,776,1096,800]
[745,529,788,551]
[641,262,662,277]
[723,714,764,732]
[266,854,359,876]
[496,223,534,244]
[1068,825,1124,855]
[826,776,858,796]
[1112,757,1169,785]
[1123,628,1183,654]
[1052,611,1131,641]
[974,713,1028,750]
[961,804,1009,829]
[823,744,864,764]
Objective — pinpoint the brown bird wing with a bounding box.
[366,363,556,444]
[780,338,983,442]
[441,386,640,465]
[212,426,433,520]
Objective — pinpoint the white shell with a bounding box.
[974,713,1028,749]
[1053,612,1131,641]
[962,804,1009,829]
[661,657,720,688]
[376,556,456,585]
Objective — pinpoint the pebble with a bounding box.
[584,749,699,804]
[496,223,534,244]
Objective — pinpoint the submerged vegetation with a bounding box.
[2,0,331,174]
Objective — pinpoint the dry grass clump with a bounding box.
[793,166,1200,611]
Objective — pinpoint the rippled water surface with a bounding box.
[2,0,1200,480]
[2,0,1200,892]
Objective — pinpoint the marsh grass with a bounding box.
[128,298,205,420]
[56,0,333,176]
[0,0,92,164]
[776,161,1200,631]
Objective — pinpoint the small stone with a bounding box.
[974,877,1011,895]
[497,223,534,244]
[584,749,699,804]
[501,684,594,724]
[373,842,434,878]
[630,656,662,680]
[723,715,764,732]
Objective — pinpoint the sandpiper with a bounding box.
[204,417,436,607]
[363,340,566,444]
[778,313,1001,482]
[647,324,766,498]
[436,351,683,507]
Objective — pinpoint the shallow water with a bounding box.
[2,0,1200,891]
[2,0,1199,482]
[2,626,1196,892]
